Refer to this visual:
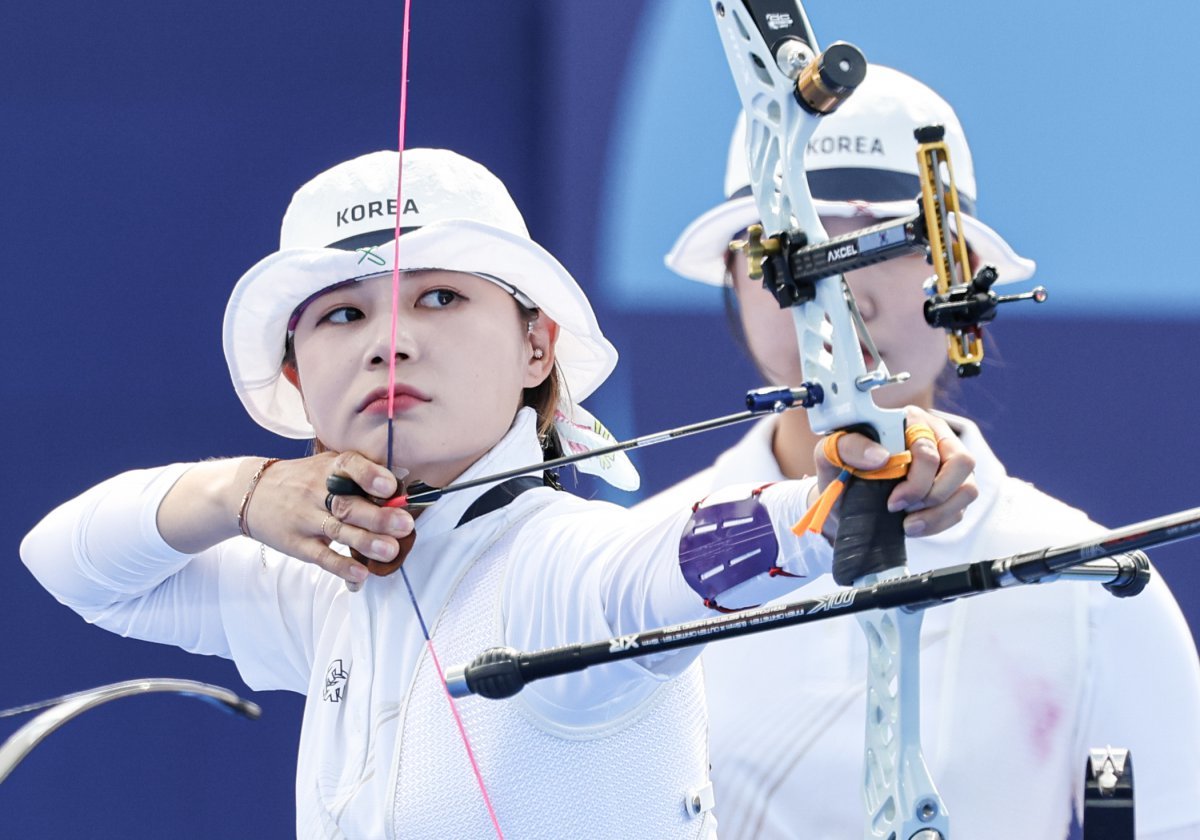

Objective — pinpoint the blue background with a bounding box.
[3,1,1198,835]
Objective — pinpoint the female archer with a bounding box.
[20,148,974,837]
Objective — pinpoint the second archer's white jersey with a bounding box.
[637,412,1200,840]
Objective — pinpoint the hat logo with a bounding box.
[356,246,387,266]
[807,135,885,156]
[334,197,421,228]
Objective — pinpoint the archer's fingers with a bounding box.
[327,494,415,539]
[922,437,976,508]
[828,434,890,475]
[330,451,400,499]
[888,410,975,512]
[319,514,401,566]
[302,539,370,586]
[889,433,940,511]
[901,481,978,537]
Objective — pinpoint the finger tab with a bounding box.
[354,530,417,577]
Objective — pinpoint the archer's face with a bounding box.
[730,214,948,409]
[288,270,551,486]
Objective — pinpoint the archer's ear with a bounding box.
[524,314,559,388]
[280,361,316,428]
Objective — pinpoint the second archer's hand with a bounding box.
[888,408,977,536]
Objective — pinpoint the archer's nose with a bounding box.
[848,279,876,321]
[368,318,416,367]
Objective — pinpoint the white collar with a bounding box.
[408,407,545,538]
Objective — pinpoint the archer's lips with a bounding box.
[358,385,432,415]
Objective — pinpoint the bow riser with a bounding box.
[711,1,905,453]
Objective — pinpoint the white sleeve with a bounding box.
[20,464,333,694]
[505,480,831,713]
[20,464,231,653]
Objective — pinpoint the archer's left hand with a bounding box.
[814,407,977,538]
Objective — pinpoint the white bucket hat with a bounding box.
[665,65,1036,287]
[223,148,619,443]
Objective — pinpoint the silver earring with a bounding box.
[533,348,544,359]
[527,321,535,334]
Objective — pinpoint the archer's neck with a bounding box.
[772,409,823,479]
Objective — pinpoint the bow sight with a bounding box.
[735,122,1048,378]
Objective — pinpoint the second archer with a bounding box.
[641,65,1200,840]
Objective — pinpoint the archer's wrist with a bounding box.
[158,457,261,552]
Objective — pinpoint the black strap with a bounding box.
[325,226,421,251]
[728,168,977,217]
[456,475,551,528]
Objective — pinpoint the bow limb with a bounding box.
[0,679,260,785]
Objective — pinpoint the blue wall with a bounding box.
[3,1,1197,836]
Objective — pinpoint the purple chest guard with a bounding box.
[679,491,780,607]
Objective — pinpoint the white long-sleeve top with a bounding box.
[637,412,1200,840]
[22,409,828,838]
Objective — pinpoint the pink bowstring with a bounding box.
[388,2,505,836]
[387,0,409,427]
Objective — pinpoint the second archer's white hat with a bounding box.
[665,65,1036,287]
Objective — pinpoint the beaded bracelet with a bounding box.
[237,458,281,539]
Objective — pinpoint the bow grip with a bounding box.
[832,478,906,585]
[831,425,907,586]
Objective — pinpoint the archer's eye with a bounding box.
[320,306,365,325]
[417,288,462,308]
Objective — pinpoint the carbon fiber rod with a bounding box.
[444,503,1200,700]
